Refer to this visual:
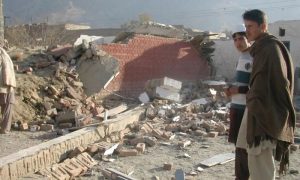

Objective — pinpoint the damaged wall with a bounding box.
[100,34,209,96]
[77,55,119,96]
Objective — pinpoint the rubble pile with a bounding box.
[10,40,120,132]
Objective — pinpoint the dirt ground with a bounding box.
[17,134,300,180]
[0,131,58,158]
[81,136,300,180]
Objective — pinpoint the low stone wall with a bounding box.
[0,107,144,180]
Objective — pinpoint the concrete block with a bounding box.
[119,149,138,157]
[155,86,181,102]
[136,143,146,153]
[139,92,150,103]
[146,77,182,91]
[40,124,54,131]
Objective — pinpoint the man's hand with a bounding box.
[229,86,239,95]
[225,86,239,97]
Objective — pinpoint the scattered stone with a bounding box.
[152,176,160,180]
[59,123,73,129]
[119,149,139,157]
[29,125,40,132]
[139,92,150,103]
[290,144,299,151]
[144,136,157,147]
[207,132,219,138]
[40,124,55,131]
[57,129,69,136]
[19,123,29,131]
[178,140,191,148]
[197,167,204,172]
[136,143,146,153]
[194,130,207,136]
[48,85,60,96]
[163,163,173,171]
[87,144,99,155]
[46,108,58,117]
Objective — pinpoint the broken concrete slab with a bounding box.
[97,104,128,119]
[139,92,150,103]
[77,55,119,96]
[155,86,181,102]
[199,153,235,167]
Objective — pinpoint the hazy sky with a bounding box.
[4,0,300,32]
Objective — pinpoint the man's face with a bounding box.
[244,19,266,41]
[233,34,249,52]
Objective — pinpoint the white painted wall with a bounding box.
[268,20,300,68]
[212,39,239,81]
[212,20,300,81]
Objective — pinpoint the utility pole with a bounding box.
[0,0,4,46]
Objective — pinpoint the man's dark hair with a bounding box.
[232,32,246,39]
[243,9,267,25]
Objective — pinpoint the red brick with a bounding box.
[20,123,29,131]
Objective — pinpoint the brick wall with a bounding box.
[100,34,209,96]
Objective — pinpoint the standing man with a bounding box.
[237,9,295,180]
[0,46,16,134]
[226,24,251,180]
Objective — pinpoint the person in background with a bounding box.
[0,46,16,134]
[226,24,252,180]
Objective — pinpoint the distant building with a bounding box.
[268,20,300,67]
[64,23,91,30]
